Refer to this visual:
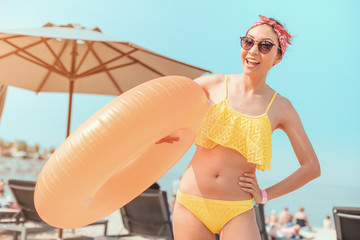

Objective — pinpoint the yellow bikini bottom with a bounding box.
[176,190,254,234]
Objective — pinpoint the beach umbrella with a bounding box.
[0,23,211,238]
[0,23,211,137]
[0,84,7,121]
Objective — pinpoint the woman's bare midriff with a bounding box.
[178,145,256,201]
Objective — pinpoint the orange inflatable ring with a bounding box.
[34,76,208,228]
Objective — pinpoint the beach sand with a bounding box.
[310,227,336,240]
[298,227,336,240]
[0,209,336,240]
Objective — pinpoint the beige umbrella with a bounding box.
[0,84,7,121]
[0,23,211,137]
[0,23,211,238]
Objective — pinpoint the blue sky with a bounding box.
[0,0,359,187]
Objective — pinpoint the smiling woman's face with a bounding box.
[241,24,282,77]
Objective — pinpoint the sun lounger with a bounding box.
[116,189,173,239]
[333,206,360,240]
[0,179,55,240]
[254,204,271,240]
[0,179,108,240]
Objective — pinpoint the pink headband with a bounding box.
[250,15,292,57]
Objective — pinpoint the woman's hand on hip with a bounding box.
[238,172,262,203]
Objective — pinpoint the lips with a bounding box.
[246,58,260,67]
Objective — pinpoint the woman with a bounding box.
[162,15,320,239]
[295,207,312,231]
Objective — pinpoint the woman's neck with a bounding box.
[238,73,267,95]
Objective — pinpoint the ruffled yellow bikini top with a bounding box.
[195,75,277,171]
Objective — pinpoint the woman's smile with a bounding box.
[245,57,261,68]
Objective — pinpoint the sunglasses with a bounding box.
[240,37,281,54]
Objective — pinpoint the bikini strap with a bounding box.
[265,92,278,113]
[224,75,228,98]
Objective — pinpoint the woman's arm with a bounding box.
[239,97,321,202]
[156,74,219,144]
[266,98,321,200]
[194,73,225,100]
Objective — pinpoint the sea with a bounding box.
[1,156,359,228]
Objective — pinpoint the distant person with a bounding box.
[269,224,301,239]
[279,207,294,226]
[267,209,300,239]
[323,215,332,229]
[266,209,278,226]
[0,179,4,198]
[295,207,312,231]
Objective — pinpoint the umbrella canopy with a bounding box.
[0,23,211,136]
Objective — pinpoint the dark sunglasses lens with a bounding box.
[241,38,253,50]
[259,42,273,54]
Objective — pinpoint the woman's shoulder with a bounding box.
[193,74,226,100]
[269,90,299,128]
[194,74,225,88]
[273,92,304,131]
[272,91,294,111]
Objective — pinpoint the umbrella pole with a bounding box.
[57,229,63,239]
[66,40,76,138]
[59,41,77,239]
[57,81,74,239]
[66,81,74,138]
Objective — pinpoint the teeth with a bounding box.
[247,59,259,63]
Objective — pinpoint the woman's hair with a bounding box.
[266,17,292,56]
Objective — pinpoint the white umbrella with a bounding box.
[0,23,211,136]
